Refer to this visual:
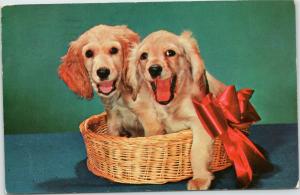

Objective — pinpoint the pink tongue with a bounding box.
[155,78,172,102]
[99,81,113,94]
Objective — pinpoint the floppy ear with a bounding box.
[180,31,226,96]
[115,26,141,100]
[124,44,141,101]
[119,25,140,46]
[58,40,93,99]
[179,31,205,82]
[117,25,140,69]
[206,71,226,96]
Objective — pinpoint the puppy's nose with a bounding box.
[148,65,162,79]
[97,68,110,80]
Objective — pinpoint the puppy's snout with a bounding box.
[148,64,162,79]
[97,68,110,80]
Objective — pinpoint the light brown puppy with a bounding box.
[126,30,226,189]
[58,24,145,137]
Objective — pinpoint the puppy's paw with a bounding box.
[187,177,213,190]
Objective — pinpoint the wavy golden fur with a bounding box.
[126,30,226,190]
[58,25,144,137]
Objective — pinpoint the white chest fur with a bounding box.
[154,97,196,133]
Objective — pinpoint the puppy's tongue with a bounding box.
[155,78,172,102]
[99,81,113,94]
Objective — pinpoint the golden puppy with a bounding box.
[126,30,226,189]
[58,24,144,137]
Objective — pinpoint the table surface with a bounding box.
[5,124,299,193]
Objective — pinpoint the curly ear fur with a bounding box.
[180,31,226,95]
[116,25,140,72]
[205,71,226,96]
[118,27,141,101]
[58,40,93,99]
[179,31,205,83]
[117,25,140,47]
[124,43,142,101]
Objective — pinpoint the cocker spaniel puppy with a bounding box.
[126,30,226,189]
[58,24,145,137]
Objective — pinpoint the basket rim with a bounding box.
[79,112,193,142]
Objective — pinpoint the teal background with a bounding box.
[2,1,296,134]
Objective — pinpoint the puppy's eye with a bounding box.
[110,47,119,55]
[140,52,148,60]
[165,49,176,57]
[85,50,94,58]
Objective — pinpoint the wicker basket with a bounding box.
[79,112,232,184]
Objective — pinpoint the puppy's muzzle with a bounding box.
[96,67,117,96]
[148,64,162,79]
[97,67,110,80]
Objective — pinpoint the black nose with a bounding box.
[148,65,162,79]
[97,68,110,80]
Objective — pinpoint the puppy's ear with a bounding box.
[180,31,226,96]
[58,40,93,99]
[206,71,226,96]
[124,44,141,101]
[115,26,141,101]
[179,31,205,82]
[116,25,140,67]
[118,25,140,69]
[119,25,140,46]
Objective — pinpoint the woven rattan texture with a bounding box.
[80,113,232,184]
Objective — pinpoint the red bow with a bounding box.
[193,85,272,187]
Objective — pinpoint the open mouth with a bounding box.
[150,75,177,105]
[97,80,117,96]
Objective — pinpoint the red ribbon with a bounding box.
[193,85,272,187]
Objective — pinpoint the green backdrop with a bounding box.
[2,1,296,134]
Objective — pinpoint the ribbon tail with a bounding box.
[232,129,273,174]
[221,132,252,187]
[235,147,252,187]
[224,128,273,187]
